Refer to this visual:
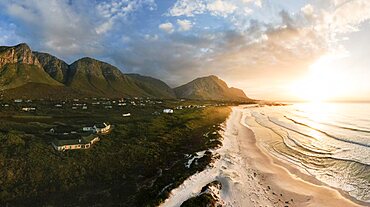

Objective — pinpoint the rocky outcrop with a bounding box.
[181,181,224,207]
[33,51,69,83]
[0,43,41,68]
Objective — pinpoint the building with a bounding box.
[82,127,94,132]
[163,109,174,114]
[52,135,100,151]
[122,113,131,117]
[93,123,112,134]
[22,107,36,112]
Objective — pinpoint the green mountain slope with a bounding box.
[67,57,157,97]
[0,63,61,90]
[1,82,84,99]
[126,74,176,99]
[174,75,249,101]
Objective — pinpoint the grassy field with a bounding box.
[0,98,233,206]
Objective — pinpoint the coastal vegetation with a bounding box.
[0,98,232,206]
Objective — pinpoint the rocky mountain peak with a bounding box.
[0,43,41,68]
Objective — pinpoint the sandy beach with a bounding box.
[160,106,365,207]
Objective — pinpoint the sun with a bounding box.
[289,54,347,103]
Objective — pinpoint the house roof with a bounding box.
[94,124,106,128]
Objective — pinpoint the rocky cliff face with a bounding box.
[33,51,69,83]
[0,43,41,68]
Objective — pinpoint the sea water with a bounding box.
[244,103,370,203]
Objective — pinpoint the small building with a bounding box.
[22,107,36,112]
[83,127,94,132]
[122,113,131,117]
[52,135,100,151]
[163,109,174,114]
[14,99,23,103]
[93,123,111,134]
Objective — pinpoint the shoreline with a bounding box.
[251,126,369,206]
[160,106,366,207]
[238,105,366,207]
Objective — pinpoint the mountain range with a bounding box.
[0,43,250,101]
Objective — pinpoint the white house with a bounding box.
[52,135,100,151]
[163,109,174,114]
[22,107,36,112]
[122,113,131,117]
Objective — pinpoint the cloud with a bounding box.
[207,0,237,17]
[168,0,207,17]
[0,0,156,61]
[330,0,370,33]
[159,22,175,33]
[96,0,157,34]
[177,19,193,31]
[167,0,245,17]
[301,4,314,16]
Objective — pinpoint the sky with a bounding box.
[0,0,369,102]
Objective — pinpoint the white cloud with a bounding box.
[2,0,99,55]
[207,0,237,17]
[95,19,114,34]
[159,22,174,33]
[96,0,157,34]
[168,0,207,16]
[330,0,370,33]
[0,0,156,58]
[301,4,314,16]
[168,0,239,17]
[177,19,193,31]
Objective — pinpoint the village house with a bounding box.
[52,135,100,151]
[82,127,94,132]
[22,107,36,112]
[122,113,131,117]
[94,123,112,134]
[82,123,112,134]
[163,109,174,114]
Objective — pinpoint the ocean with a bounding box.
[244,103,370,203]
